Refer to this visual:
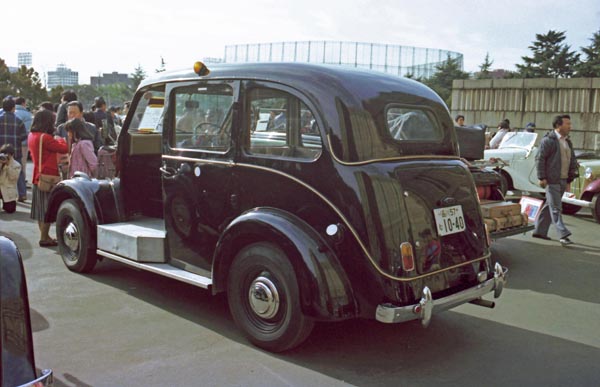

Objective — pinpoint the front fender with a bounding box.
[45,177,124,227]
[213,207,357,321]
[583,178,600,196]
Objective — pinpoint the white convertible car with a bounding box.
[484,132,542,195]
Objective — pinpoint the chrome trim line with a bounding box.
[561,196,593,208]
[97,250,213,289]
[161,154,490,282]
[375,262,507,324]
[16,369,53,387]
[327,134,461,166]
[162,155,234,166]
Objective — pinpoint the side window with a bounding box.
[246,88,322,160]
[386,106,442,141]
[172,83,234,151]
[128,86,166,133]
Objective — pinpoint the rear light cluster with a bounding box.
[400,242,415,272]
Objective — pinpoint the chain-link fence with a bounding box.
[224,41,463,79]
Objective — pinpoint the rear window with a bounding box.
[386,106,442,141]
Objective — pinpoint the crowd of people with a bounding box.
[0,92,129,246]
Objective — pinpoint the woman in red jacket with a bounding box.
[28,109,68,247]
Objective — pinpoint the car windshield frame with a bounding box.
[498,132,537,151]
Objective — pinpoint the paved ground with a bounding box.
[1,161,599,386]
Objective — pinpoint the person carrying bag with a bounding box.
[28,109,68,247]
[37,134,62,192]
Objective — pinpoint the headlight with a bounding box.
[584,167,593,180]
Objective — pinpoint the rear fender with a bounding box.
[212,207,357,320]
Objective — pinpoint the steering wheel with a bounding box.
[194,122,220,135]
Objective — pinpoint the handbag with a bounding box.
[37,134,62,192]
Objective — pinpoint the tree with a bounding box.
[423,54,470,106]
[476,53,494,79]
[575,29,600,77]
[516,30,580,78]
[11,66,49,107]
[49,85,64,104]
[98,83,134,107]
[131,65,146,90]
[0,58,13,99]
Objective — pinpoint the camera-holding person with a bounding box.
[0,143,22,213]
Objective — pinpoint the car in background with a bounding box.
[484,131,600,223]
[483,131,540,196]
[0,236,53,386]
[562,151,600,222]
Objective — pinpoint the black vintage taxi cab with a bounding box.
[45,62,506,352]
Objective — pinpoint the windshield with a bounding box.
[498,132,537,150]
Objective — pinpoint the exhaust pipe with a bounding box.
[469,298,495,308]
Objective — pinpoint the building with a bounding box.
[47,64,78,89]
[224,41,463,79]
[18,52,32,67]
[90,71,132,88]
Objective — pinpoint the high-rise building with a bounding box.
[18,52,32,67]
[47,64,78,89]
[90,71,132,88]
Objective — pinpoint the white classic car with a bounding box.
[484,132,542,195]
[484,131,600,223]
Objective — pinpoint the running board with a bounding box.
[97,250,212,289]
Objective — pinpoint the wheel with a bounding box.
[561,203,581,215]
[592,193,600,223]
[56,199,97,273]
[227,242,314,352]
[166,195,195,239]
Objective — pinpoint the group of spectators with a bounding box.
[0,91,129,247]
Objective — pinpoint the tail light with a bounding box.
[400,242,415,272]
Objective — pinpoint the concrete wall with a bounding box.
[451,78,600,150]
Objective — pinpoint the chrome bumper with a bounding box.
[376,262,507,326]
[562,196,592,208]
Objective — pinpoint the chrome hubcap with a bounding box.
[63,222,80,255]
[248,276,280,319]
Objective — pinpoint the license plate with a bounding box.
[434,205,466,236]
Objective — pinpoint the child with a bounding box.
[0,143,22,213]
[65,118,98,178]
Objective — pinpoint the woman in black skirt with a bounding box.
[28,109,68,247]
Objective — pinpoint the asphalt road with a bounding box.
[2,162,599,386]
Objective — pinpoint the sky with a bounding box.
[3,0,600,86]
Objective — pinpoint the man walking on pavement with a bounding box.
[14,96,33,196]
[532,114,578,245]
[0,96,27,202]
